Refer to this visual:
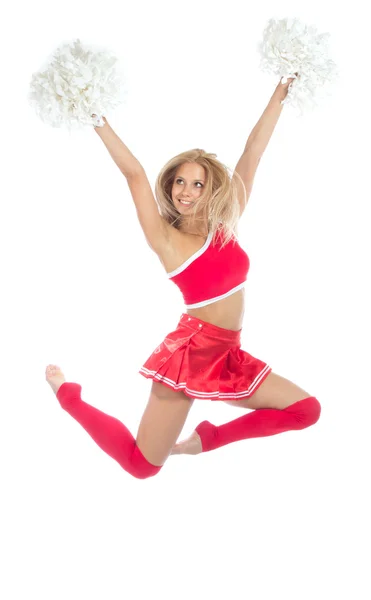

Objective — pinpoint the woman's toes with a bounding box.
[45,364,66,395]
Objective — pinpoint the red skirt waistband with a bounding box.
[178,313,242,344]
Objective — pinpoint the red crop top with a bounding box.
[167,229,250,309]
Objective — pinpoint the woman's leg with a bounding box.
[47,365,194,477]
[173,372,321,454]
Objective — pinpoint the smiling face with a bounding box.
[171,163,206,213]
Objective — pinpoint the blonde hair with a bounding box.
[154,149,246,250]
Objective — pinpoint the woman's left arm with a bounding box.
[233,78,293,216]
[242,78,293,157]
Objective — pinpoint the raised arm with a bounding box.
[233,79,292,217]
[94,117,142,178]
[94,118,171,253]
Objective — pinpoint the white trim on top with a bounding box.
[184,281,246,308]
[167,230,213,278]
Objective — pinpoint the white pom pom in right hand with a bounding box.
[28,39,128,131]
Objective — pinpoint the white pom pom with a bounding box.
[258,17,339,115]
[28,39,128,130]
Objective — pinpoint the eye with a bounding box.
[176,178,203,187]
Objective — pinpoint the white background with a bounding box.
[1,0,370,598]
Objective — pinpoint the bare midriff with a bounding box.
[186,288,245,331]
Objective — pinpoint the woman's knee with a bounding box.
[285,396,322,429]
[130,445,164,479]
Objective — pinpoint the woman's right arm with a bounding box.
[94,117,171,253]
[94,117,142,178]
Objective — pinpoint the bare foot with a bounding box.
[171,431,202,455]
[45,364,66,395]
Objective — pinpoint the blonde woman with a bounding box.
[45,78,321,479]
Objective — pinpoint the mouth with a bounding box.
[178,199,193,206]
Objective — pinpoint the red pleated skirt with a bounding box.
[139,313,272,401]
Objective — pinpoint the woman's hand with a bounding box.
[91,114,107,129]
[281,72,299,86]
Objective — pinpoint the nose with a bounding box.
[179,188,192,198]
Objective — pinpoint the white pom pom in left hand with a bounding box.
[28,38,128,131]
[258,17,339,115]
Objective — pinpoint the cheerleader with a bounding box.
[45,76,321,479]
[34,19,337,479]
